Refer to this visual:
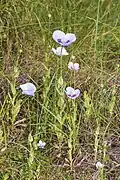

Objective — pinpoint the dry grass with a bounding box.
[0,0,120,179]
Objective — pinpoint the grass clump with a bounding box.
[0,0,120,179]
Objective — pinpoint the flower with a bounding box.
[65,87,80,99]
[52,47,69,56]
[52,30,76,46]
[20,82,36,96]
[96,162,104,169]
[68,62,79,70]
[37,140,46,149]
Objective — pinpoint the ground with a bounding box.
[0,0,120,179]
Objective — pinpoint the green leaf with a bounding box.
[58,76,63,85]
[12,99,22,123]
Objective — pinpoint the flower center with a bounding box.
[57,39,62,43]
[71,94,76,97]
[65,40,70,43]
[57,39,70,44]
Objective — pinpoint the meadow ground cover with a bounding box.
[0,0,120,179]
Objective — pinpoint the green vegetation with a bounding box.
[0,0,120,179]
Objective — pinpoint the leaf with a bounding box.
[28,133,33,143]
[12,99,22,123]
[58,76,63,85]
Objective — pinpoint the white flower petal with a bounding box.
[20,83,36,96]
[52,30,65,43]
[66,87,75,95]
[38,140,46,149]
[74,63,79,70]
[65,87,80,99]
[96,162,104,169]
[52,47,68,56]
[52,30,76,46]
[68,62,74,70]
[65,33,76,43]
[52,48,56,54]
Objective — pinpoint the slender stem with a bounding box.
[60,47,63,77]
[94,0,100,65]
[2,119,7,147]
[73,70,75,88]
[73,70,77,151]
[72,100,76,152]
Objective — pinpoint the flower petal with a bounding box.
[65,87,80,99]
[66,87,75,95]
[52,47,68,56]
[52,48,56,54]
[64,33,76,46]
[20,83,36,96]
[71,89,80,99]
[68,62,79,70]
[22,90,34,96]
[96,162,104,169]
[38,140,46,148]
[60,47,69,56]
[20,83,36,91]
[74,63,79,70]
[52,30,76,46]
[52,30,65,44]
[68,62,74,70]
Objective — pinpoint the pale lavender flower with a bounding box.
[52,47,68,56]
[96,162,104,169]
[68,62,79,70]
[65,87,80,99]
[52,30,76,46]
[38,140,46,149]
[20,82,36,96]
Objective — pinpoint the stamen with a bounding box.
[57,39,62,43]
[66,40,70,43]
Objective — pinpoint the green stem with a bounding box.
[94,0,100,65]
[72,100,77,152]
[60,47,63,77]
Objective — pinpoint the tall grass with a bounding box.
[0,0,120,179]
